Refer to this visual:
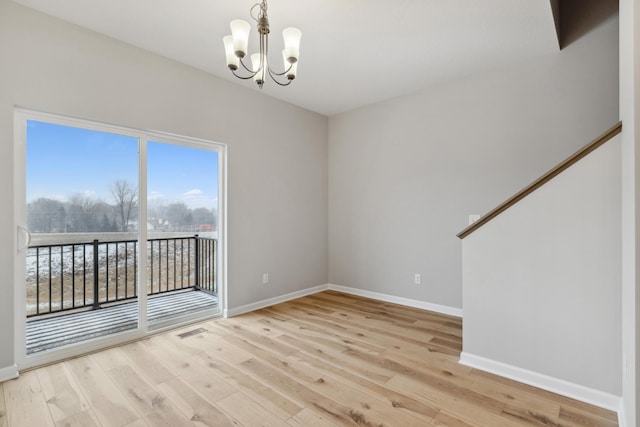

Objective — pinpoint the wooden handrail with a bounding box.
[457,121,622,239]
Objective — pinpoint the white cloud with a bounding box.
[148,191,165,200]
[183,189,202,196]
[81,190,96,199]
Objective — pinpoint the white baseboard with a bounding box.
[0,364,19,382]
[459,352,622,414]
[224,284,329,317]
[224,283,463,319]
[328,284,463,318]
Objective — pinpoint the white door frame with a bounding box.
[13,108,227,370]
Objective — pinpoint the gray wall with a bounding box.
[328,11,619,310]
[0,0,328,371]
[462,135,621,395]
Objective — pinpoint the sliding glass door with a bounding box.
[146,141,220,327]
[14,110,225,367]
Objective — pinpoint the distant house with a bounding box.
[198,224,214,232]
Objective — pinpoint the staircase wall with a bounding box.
[461,135,621,403]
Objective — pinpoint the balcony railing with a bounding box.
[26,234,216,318]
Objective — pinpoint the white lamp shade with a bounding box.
[251,53,265,82]
[223,36,239,70]
[282,27,301,62]
[282,50,298,79]
[230,19,251,57]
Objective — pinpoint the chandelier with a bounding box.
[223,0,302,89]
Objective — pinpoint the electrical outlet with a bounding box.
[263,273,269,284]
[414,273,421,285]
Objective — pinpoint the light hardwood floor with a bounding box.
[0,291,618,426]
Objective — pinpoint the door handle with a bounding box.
[17,226,32,251]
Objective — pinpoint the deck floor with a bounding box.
[26,290,218,354]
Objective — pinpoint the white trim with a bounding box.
[618,402,627,427]
[219,144,228,321]
[459,352,623,413]
[14,109,28,370]
[0,364,19,382]
[328,284,463,318]
[224,284,329,317]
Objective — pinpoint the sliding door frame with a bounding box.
[13,108,227,370]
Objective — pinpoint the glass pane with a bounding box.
[25,120,139,354]
[146,141,219,325]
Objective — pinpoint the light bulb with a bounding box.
[282,27,301,63]
[282,50,297,79]
[251,53,265,85]
[223,36,239,70]
[230,19,251,58]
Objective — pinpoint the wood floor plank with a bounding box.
[262,308,444,377]
[468,368,619,423]
[66,355,139,427]
[285,355,431,426]
[558,406,619,427]
[277,332,395,384]
[288,350,439,423]
[314,292,464,332]
[237,357,367,425]
[143,335,238,404]
[430,410,477,426]
[156,377,236,427]
[0,383,6,427]
[216,391,288,426]
[3,371,54,427]
[221,333,323,383]
[386,374,519,427]
[261,306,440,364]
[90,347,131,372]
[241,356,427,426]
[54,410,101,427]
[323,307,461,355]
[214,319,300,357]
[382,348,562,423]
[257,309,388,354]
[118,340,175,386]
[268,301,457,357]
[162,323,253,362]
[349,346,506,415]
[36,363,90,422]
[190,351,304,421]
[106,364,188,425]
[4,290,618,427]
[286,407,340,427]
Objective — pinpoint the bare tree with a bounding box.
[67,193,98,232]
[27,198,66,233]
[111,180,137,232]
[192,207,216,227]
[165,202,191,230]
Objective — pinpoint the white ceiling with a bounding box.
[11,0,559,116]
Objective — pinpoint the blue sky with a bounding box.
[26,120,218,210]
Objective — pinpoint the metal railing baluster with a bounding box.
[26,235,217,318]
